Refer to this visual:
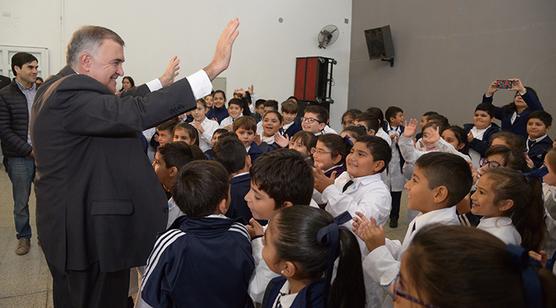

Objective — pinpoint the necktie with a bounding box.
[342,180,354,193]
[527,139,535,149]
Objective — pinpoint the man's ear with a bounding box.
[79,52,93,72]
[432,185,449,205]
[372,160,385,173]
[13,65,21,76]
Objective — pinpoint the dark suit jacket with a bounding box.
[31,66,198,272]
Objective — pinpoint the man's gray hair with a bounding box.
[66,25,125,66]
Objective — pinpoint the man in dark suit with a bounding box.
[31,19,240,308]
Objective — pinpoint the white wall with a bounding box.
[0,0,352,130]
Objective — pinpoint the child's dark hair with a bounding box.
[255,99,266,108]
[415,152,473,206]
[213,89,226,101]
[304,105,329,124]
[475,102,495,118]
[233,116,257,132]
[354,113,380,134]
[273,206,366,308]
[527,110,552,128]
[547,148,556,171]
[385,106,404,123]
[263,110,283,124]
[291,131,317,150]
[196,98,207,109]
[489,131,526,152]
[365,107,384,128]
[281,100,298,114]
[484,145,528,172]
[227,98,244,109]
[342,125,367,140]
[422,111,439,118]
[317,134,350,165]
[172,160,229,217]
[422,120,449,135]
[354,136,392,173]
[444,125,469,154]
[341,109,362,126]
[250,149,313,208]
[502,86,540,112]
[157,118,179,132]
[174,122,199,146]
[189,144,208,161]
[214,135,247,174]
[426,113,450,129]
[263,99,279,111]
[406,224,556,308]
[483,167,545,251]
[212,128,229,139]
[157,142,195,169]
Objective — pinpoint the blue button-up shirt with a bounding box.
[15,80,36,145]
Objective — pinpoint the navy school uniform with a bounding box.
[262,277,326,308]
[283,119,302,138]
[527,135,552,169]
[324,164,345,178]
[463,123,501,157]
[248,141,270,163]
[228,173,253,225]
[204,148,215,160]
[140,215,255,308]
[206,106,229,124]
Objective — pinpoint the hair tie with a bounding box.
[316,211,352,289]
[506,244,543,308]
[523,165,548,179]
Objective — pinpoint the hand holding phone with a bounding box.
[495,80,514,89]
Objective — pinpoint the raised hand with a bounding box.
[403,118,418,138]
[204,18,240,80]
[423,126,441,145]
[313,167,336,193]
[510,78,526,94]
[246,218,264,239]
[159,56,181,87]
[274,133,289,148]
[352,213,385,252]
[486,80,498,97]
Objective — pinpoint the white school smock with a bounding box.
[477,217,521,245]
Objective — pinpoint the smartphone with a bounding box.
[495,80,513,89]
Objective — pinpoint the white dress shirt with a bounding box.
[477,217,521,245]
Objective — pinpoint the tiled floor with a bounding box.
[0,167,409,308]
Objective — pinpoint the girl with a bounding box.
[341,109,362,129]
[482,78,543,139]
[288,131,317,158]
[395,224,556,308]
[191,99,220,152]
[312,134,349,178]
[471,167,545,250]
[260,111,285,148]
[262,206,365,308]
[206,90,229,123]
[173,123,199,146]
[118,76,135,94]
[490,131,526,152]
[441,125,469,155]
[204,93,214,108]
[340,125,367,144]
[219,98,244,130]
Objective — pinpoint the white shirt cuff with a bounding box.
[146,79,162,92]
[186,70,213,100]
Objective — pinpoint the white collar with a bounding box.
[232,171,249,178]
[478,216,513,228]
[414,206,458,228]
[528,134,548,143]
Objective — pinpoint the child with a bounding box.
[281,100,302,137]
[441,125,469,154]
[312,133,348,177]
[173,122,199,146]
[191,98,219,152]
[526,110,553,169]
[140,161,254,308]
[301,105,337,135]
[261,206,365,308]
[219,98,244,130]
[395,224,556,307]
[470,167,545,250]
[204,128,230,160]
[489,131,526,152]
[245,149,315,303]
[254,99,266,122]
[155,118,178,148]
[353,152,473,287]
[260,111,287,149]
[288,131,317,158]
[340,125,367,144]
[464,103,501,169]
[383,106,405,228]
[234,116,268,162]
[206,90,229,123]
[203,92,214,108]
[313,136,392,227]
[353,112,391,145]
[341,109,363,129]
[415,111,439,140]
[213,135,253,224]
[543,148,556,262]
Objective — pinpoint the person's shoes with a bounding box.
[15,238,30,255]
[389,219,398,228]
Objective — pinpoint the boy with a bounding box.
[464,103,501,169]
[526,110,553,169]
[204,128,231,160]
[281,99,301,137]
[245,149,314,303]
[254,99,266,122]
[234,116,268,162]
[353,152,473,287]
[384,106,405,228]
[140,161,254,308]
[301,105,337,135]
[155,119,178,148]
[213,135,253,224]
[353,112,391,145]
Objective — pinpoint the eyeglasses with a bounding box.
[301,117,322,124]
[388,273,437,308]
[311,148,332,155]
[479,159,502,169]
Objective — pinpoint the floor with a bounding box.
[0,167,410,308]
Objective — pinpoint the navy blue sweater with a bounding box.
[463,123,501,157]
[262,277,326,308]
[527,135,553,169]
[207,106,229,124]
[141,215,254,308]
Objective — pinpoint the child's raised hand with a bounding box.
[402,118,418,138]
[353,216,385,252]
[486,80,498,97]
[313,167,336,193]
[352,211,370,233]
[274,133,289,148]
[246,218,264,239]
[422,126,440,145]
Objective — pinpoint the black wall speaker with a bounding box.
[364,25,394,65]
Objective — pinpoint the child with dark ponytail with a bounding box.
[471,167,545,251]
[261,206,365,308]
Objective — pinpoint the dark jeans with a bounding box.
[389,191,402,221]
[6,156,35,239]
[48,262,130,308]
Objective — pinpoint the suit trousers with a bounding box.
[47,261,130,308]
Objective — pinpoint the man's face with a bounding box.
[14,60,38,86]
[85,39,124,93]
